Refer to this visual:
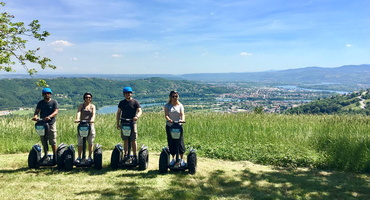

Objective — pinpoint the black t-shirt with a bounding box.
[36,99,59,124]
[118,99,141,119]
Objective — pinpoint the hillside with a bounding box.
[0,77,229,110]
[285,89,370,115]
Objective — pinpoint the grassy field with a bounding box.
[1,152,369,200]
[1,112,370,173]
[1,112,370,199]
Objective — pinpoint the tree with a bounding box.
[0,2,56,86]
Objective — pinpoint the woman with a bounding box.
[74,92,96,163]
[164,91,186,167]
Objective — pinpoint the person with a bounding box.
[116,87,142,162]
[74,92,96,163]
[32,88,59,163]
[164,91,186,167]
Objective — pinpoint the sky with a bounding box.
[2,0,370,74]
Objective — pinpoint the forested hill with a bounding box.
[0,77,229,110]
[284,89,370,115]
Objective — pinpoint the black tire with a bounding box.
[94,148,103,170]
[28,149,40,169]
[64,152,74,171]
[56,147,66,170]
[187,152,197,175]
[159,150,169,173]
[138,149,149,170]
[110,148,120,169]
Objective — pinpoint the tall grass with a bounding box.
[1,112,370,172]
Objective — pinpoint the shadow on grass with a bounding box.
[83,168,370,200]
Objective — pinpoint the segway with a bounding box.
[159,121,197,174]
[63,120,102,171]
[110,118,149,170]
[28,119,67,169]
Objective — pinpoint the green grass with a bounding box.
[1,152,369,200]
[1,112,370,173]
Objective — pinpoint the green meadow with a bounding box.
[1,112,370,173]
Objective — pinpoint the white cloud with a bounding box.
[71,57,78,61]
[111,54,123,58]
[240,52,253,56]
[49,40,75,52]
[346,44,352,47]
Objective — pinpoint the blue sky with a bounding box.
[3,0,370,74]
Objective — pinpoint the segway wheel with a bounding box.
[56,147,67,170]
[110,148,120,169]
[28,149,40,169]
[64,152,74,171]
[187,152,197,175]
[94,148,103,170]
[159,150,169,173]
[138,149,149,170]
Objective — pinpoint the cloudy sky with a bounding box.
[3,0,370,74]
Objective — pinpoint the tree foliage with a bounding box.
[0,77,230,110]
[0,2,56,84]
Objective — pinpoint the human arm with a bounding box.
[116,107,121,130]
[74,104,82,123]
[179,104,185,122]
[133,107,142,121]
[164,105,173,122]
[32,108,40,121]
[90,105,96,123]
[45,108,58,121]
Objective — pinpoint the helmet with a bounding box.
[42,88,53,94]
[123,87,133,93]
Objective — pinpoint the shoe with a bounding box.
[133,155,137,163]
[169,159,176,166]
[123,155,128,161]
[180,159,186,167]
[174,160,181,168]
[87,157,93,163]
[42,155,50,163]
[75,157,81,164]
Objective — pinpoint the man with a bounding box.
[116,86,142,162]
[32,88,59,163]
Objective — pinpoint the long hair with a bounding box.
[167,91,180,104]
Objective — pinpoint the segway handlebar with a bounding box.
[33,118,44,122]
[168,120,186,124]
[121,118,133,122]
[75,119,91,123]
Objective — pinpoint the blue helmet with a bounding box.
[123,87,133,93]
[42,88,53,94]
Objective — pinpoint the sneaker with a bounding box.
[75,157,81,164]
[123,155,128,161]
[174,160,181,168]
[133,155,137,163]
[169,159,176,166]
[87,157,93,163]
[180,159,186,167]
[42,155,50,163]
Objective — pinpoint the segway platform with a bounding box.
[110,143,149,170]
[159,146,197,174]
[63,144,103,171]
[28,143,68,169]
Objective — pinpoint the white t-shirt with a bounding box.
[165,103,184,126]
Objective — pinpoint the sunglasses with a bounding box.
[43,92,51,95]
[84,97,92,99]
[172,96,178,98]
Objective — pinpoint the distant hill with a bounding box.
[2,64,369,87]
[179,64,370,84]
[0,77,229,110]
[284,89,370,115]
